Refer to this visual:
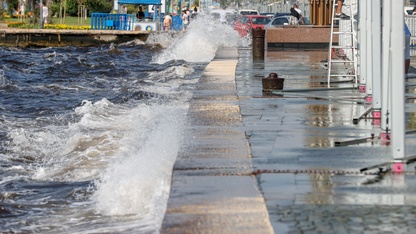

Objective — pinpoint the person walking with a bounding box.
[181,10,189,31]
[192,6,198,19]
[289,4,303,25]
[219,7,227,24]
[42,4,48,24]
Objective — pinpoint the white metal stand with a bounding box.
[327,0,358,87]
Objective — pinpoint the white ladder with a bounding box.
[327,0,358,87]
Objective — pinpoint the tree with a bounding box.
[85,0,112,15]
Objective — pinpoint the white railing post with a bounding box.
[381,0,391,132]
[391,0,405,160]
[365,0,373,97]
[359,0,367,87]
[371,0,382,110]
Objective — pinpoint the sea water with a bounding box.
[0,15,242,233]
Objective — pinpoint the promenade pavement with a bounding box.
[161,46,416,233]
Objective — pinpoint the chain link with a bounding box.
[252,168,416,176]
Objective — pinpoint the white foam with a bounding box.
[92,101,187,228]
[151,15,240,64]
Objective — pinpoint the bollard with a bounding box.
[262,73,284,92]
[252,27,265,60]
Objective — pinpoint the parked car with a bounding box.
[238,9,260,15]
[273,12,291,18]
[260,12,275,19]
[264,15,311,29]
[234,15,272,37]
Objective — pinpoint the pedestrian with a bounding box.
[137,6,145,19]
[163,13,172,31]
[405,23,411,78]
[289,4,303,25]
[192,6,198,19]
[181,10,189,31]
[20,2,25,16]
[335,0,350,20]
[219,6,227,24]
[186,8,191,22]
[42,4,48,24]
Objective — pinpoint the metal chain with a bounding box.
[252,168,415,176]
[177,168,416,176]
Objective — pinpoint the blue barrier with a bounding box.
[172,15,183,31]
[91,13,136,30]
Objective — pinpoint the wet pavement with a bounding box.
[162,46,416,233]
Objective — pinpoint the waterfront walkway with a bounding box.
[161,46,416,233]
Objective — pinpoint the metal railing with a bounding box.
[90,13,136,30]
[249,2,311,18]
[406,15,416,46]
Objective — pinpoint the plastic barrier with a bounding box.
[171,15,183,31]
[90,13,136,30]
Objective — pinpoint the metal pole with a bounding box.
[158,5,161,30]
[365,0,373,96]
[359,0,367,87]
[391,0,405,160]
[371,0,381,110]
[40,0,44,29]
[381,0,390,131]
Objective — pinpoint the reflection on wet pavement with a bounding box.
[236,48,416,233]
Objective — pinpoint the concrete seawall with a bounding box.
[161,47,274,234]
[0,28,151,47]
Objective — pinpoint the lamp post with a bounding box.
[40,0,44,29]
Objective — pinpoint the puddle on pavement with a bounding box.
[260,170,416,207]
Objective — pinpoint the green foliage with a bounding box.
[6,20,26,27]
[0,2,4,21]
[50,0,113,17]
[86,0,112,15]
[218,0,228,8]
[65,0,79,16]
[6,15,91,26]
[6,0,18,15]
[50,2,60,17]
[126,5,137,13]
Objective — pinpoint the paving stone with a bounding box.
[163,45,416,233]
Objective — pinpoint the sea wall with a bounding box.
[0,29,151,47]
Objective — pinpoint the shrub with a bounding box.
[6,21,25,27]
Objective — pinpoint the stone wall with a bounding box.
[266,26,338,49]
[0,29,150,47]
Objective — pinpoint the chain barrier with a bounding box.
[177,167,416,176]
[252,169,385,176]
